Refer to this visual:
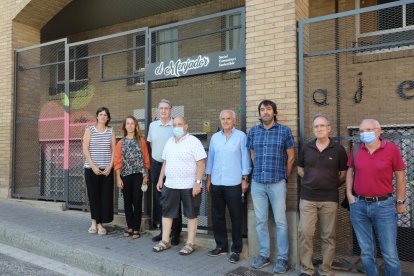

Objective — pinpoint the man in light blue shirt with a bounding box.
[205,110,251,263]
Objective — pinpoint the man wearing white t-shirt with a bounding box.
[153,116,206,256]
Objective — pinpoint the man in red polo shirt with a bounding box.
[346,119,406,276]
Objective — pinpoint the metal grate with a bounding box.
[150,72,242,231]
[14,8,245,235]
[14,40,67,202]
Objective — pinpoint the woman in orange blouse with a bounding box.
[114,116,150,238]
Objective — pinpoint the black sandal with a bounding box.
[123,229,133,237]
[132,231,141,239]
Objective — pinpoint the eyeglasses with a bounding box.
[313,124,329,129]
[359,128,379,133]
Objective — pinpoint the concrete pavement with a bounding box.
[0,199,363,276]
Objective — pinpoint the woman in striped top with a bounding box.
[83,107,116,235]
[114,116,150,239]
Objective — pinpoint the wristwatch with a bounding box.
[196,179,202,184]
[396,199,406,205]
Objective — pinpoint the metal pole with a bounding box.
[335,0,341,139]
[64,40,70,206]
[144,28,152,216]
[11,51,18,197]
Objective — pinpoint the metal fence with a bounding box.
[298,1,414,273]
[13,8,245,233]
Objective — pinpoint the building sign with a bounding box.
[154,55,210,78]
[146,49,245,81]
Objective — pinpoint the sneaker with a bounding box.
[273,259,289,274]
[228,252,240,263]
[250,255,270,269]
[208,247,228,257]
[152,233,162,242]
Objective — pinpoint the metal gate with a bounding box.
[298,0,414,273]
[13,8,246,232]
[14,27,149,212]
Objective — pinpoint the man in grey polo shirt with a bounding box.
[147,99,182,244]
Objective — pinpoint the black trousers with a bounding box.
[150,158,182,236]
[84,168,114,224]
[211,184,243,253]
[121,173,143,231]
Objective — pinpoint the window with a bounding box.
[356,0,414,51]
[226,14,242,50]
[129,33,146,84]
[41,141,84,200]
[155,28,178,62]
[50,45,88,95]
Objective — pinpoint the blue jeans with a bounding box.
[251,179,288,260]
[350,196,401,276]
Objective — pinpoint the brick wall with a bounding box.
[245,0,309,264]
[246,0,307,210]
[4,0,245,198]
[305,0,414,140]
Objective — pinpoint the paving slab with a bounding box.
[0,199,364,276]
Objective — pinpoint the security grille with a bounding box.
[14,40,67,202]
[148,9,245,231]
[13,8,245,235]
[150,72,243,231]
[298,1,414,273]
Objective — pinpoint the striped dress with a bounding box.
[84,126,113,169]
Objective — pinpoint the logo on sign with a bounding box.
[154,55,210,77]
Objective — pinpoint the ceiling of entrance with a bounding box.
[41,0,213,42]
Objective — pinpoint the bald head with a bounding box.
[174,116,187,125]
[359,119,381,132]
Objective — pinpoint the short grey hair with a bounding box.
[158,99,172,108]
[312,113,330,126]
[219,110,236,119]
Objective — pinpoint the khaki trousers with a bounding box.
[299,199,338,276]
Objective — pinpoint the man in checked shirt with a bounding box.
[247,99,295,274]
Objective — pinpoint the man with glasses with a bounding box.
[297,114,348,276]
[346,119,406,276]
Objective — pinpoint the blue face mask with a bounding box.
[173,127,184,138]
[360,131,376,144]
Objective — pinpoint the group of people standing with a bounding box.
[83,107,150,238]
[298,116,406,276]
[82,99,407,276]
